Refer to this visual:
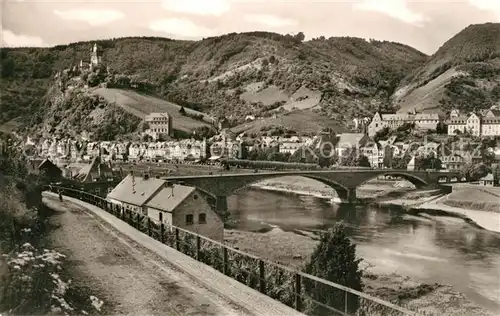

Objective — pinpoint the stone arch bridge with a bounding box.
[165,169,462,212]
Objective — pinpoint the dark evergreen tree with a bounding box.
[303,222,363,315]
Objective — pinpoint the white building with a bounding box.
[145,113,172,141]
[368,111,442,137]
[447,111,500,136]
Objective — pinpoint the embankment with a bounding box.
[0,177,100,315]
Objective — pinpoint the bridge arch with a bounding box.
[172,173,352,213]
[230,174,350,199]
[357,171,429,189]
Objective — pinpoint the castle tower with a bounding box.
[90,43,100,69]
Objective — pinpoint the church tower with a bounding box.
[90,43,100,69]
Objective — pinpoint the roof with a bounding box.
[75,156,113,182]
[336,133,367,147]
[415,113,440,120]
[489,109,500,117]
[145,113,170,120]
[381,114,415,121]
[482,117,500,124]
[145,185,196,213]
[450,116,467,124]
[480,173,494,181]
[38,158,59,170]
[107,174,165,206]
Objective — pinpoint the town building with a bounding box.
[414,113,441,130]
[442,153,467,171]
[335,133,370,157]
[479,173,494,187]
[360,141,381,168]
[31,159,63,181]
[279,136,315,155]
[447,110,500,136]
[145,113,172,140]
[73,156,114,183]
[107,174,223,241]
[368,111,442,137]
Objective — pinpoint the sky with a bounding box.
[1,0,499,55]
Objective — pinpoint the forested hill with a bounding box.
[394,23,500,114]
[1,31,428,132]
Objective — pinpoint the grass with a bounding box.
[0,118,22,134]
[446,186,500,202]
[93,88,214,133]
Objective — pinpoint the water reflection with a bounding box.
[228,188,500,313]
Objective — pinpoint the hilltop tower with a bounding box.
[90,43,101,69]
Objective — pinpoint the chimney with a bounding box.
[165,181,174,196]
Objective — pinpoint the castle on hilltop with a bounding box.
[79,43,102,71]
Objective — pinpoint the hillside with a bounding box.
[1,32,428,137]
[93,88,214,132]
[394,23,500,114]
[231,110,346,136]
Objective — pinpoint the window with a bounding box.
[193,194,198,200]
[159,212,163,222]
[185,214,194,225]
[199,213,206,224]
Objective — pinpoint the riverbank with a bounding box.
[376,188,500,233]
[252,176,500,233]
[224,227,495,316]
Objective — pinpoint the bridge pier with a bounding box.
[215,195,228,213]
[347,188,357,203]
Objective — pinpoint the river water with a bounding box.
[228,187,500,314]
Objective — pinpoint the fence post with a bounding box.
[160,223,165,243]
[222,246,228,275]
[196,235,201,260]
[259,260,266,294]
[175,228,180,250]
[294,273,302,311]
[345,291,348,314]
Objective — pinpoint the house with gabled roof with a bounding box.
[107,174,223,241]
[74,156,114,183]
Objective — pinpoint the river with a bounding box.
[227,187,500,314]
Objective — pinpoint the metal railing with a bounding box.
[46,185,421,316]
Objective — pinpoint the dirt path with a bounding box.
[43,194,304,316]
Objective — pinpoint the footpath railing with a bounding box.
[46,185,420,316]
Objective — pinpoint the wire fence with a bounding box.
[46,185,422,316]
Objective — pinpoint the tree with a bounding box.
[357,154,371,167]
[415,153,442,170]
[303,222,362,315]
[289,146,318,164]
[492,164,500,185]
[374,127,390,142]
[340,148,370,167]
[294,32,305,43]
[461,163,490,181]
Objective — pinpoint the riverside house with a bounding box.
[106,174,223,241]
